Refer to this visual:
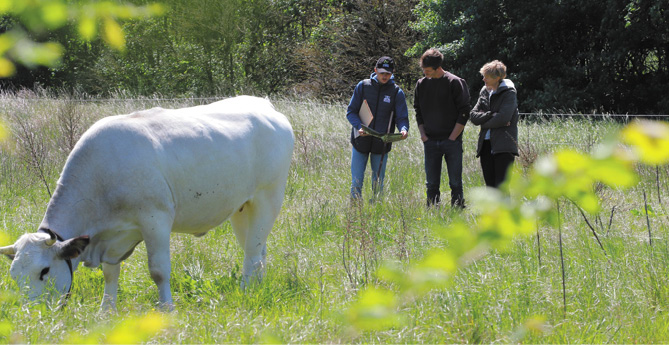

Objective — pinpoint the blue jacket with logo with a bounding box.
[346,73,410,154]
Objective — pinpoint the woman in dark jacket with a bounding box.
[470,60,519,187]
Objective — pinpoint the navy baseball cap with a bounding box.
[376,56,394,74]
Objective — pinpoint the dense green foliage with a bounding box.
[1,93,669,342]
[2,0,420,100]
[411,0,669,113]
[3,0,666,113]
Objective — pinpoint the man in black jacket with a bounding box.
[414,49,470,208]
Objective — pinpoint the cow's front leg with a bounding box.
[100,262,120,311]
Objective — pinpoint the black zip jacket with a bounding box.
[470,79,519,157]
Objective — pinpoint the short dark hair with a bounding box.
[420,48,443,69]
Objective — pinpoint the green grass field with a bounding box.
[1,92,668,343]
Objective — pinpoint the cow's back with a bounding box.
[154,97,294,232]
[49,96,294,237]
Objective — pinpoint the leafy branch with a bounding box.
[0,0,165,77]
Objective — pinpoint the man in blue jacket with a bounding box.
[346,56,409,201]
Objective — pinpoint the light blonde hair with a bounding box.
[480,60,507,79]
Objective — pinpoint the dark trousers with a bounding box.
[479,140,515,187]
[423,139,464,206]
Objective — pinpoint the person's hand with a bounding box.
[358,128,368,136]
[401,130,408,140]
[506,122,511,126]
[421,134,428,142]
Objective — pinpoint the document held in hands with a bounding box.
[359,99,373,126]
[354,100,405,143]
[360,124,405,143]
[353,99,374,139]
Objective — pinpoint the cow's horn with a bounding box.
[42,229,58,247]
[0,244,16,255]
[45,237,56,246]
[44,229,57,246]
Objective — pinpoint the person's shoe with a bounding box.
[427,195,440,207]
[451,198,466,209]
[349,196,363,208]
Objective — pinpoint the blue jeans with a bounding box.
[350,147,388,200]
[423,139,464,206]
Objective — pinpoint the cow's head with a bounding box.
[0,230,89,300]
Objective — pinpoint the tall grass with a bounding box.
[0,90,668,343]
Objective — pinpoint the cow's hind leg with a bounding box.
[140,212,175,310]
[230,186,285,289]
[100,262,120,311]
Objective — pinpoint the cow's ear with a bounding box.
[57,236,90,259]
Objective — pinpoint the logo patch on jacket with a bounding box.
[383,95,391,103]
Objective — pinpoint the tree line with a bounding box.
[2,0,667,114]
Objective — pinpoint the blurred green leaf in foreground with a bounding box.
[0,0,165,77]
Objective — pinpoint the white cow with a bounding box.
[0,96,294,309]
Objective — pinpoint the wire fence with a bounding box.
[4,95,668,119]
[520,113,669,119]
